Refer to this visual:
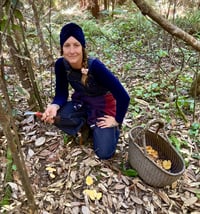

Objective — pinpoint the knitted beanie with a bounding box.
[60,23,86,48]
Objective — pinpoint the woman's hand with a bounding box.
[96,115,119,128]
[41,104,60,124]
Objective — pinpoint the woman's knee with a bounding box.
[93,127,119,160]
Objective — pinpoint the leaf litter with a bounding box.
[1,105,200,214]
[1,29,200,214]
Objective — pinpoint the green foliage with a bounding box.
[175,10,200,36]
[82,20,104,39]
[189,122,200,142]
[156,49,168,59]
[0,16,8,32]
[0,149,13,206]
[188,122,200,160]
[176,96,194,113]
[13,9,24,21]
[63,133,69,144]
[196,192,200,200]
[120,162,138,177]
[169,135,188,152]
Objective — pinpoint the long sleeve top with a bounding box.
[52,57,130,125]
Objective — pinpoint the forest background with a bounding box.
[0,0,199,213]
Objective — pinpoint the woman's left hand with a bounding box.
[96,115,119,128]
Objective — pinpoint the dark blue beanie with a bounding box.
[60,23,86,48]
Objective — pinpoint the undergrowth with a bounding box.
[73,6,200,152]
[1,2,200,207]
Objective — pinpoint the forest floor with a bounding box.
[0,65,199,214]
[0,2,200,214]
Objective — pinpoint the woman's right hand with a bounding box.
[41,104,60,124]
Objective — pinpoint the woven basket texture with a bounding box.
[128,126,185,187]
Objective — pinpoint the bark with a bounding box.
[111,0,115,16]
[104,0,108,10]
[0,63,38,213]
[18,20,44,112]
[132,0,200,52]
[89,0,100,18]
[80,0,88,9]
[29,0,54,67]
[190,73,200,97]
[0,101,38,213]
[117,0,127,5]
[6,35,38,110]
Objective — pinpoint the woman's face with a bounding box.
[62,36,83,69]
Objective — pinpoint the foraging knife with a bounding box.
[24,111,43,118]
[24,111,60,123]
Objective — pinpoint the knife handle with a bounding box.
[35,112,43,118]
[35,112,60,123]
[35,112,60,122]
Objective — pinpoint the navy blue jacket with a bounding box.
[52,57,130,124]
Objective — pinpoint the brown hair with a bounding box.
[81,48,88,86]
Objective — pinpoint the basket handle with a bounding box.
[145,119,165,133]
[143,119,167,156]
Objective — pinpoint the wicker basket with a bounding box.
[128,119,185,187]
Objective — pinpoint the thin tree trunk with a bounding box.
[111,0,115,17]
[19,20,44,111]
[0,62,38,213]
[89,0,100,18]
[104,0,108,10]
[6,35,38,110]
[0,102,38,213]
[132,0,200,52]
[29,0,54,67]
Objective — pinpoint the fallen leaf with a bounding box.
[7,182,18,192]
[134,98,150,106]
[35,136,46,147]
[183,197,198,207]
[158,191,171,205]
[98,183,108,192]
[114,184,126,190]
[130,195,143,204]
[27,148,35,159]
[81,206,90,214]
[171,181,178,189]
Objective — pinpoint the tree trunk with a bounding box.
[89,0,100,18]
[104,0,108,10]
[190,73,200,97]
[132,0,200,52]
[18,20,44,112]
[6,35,39,110]
[117,0,127,5]
[0,102,38,213]
[29,0,54,67]
[111,0,115,17]
[0,62,38,213]
[80,0,88,9]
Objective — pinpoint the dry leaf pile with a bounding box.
[0,45,200,213]
[0,112,199,214]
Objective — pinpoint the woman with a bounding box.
[42,22,130,160]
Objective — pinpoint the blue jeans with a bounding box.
[54,101,120,160]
